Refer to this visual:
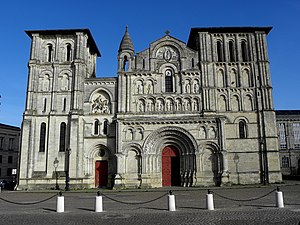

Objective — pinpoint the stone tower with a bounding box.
[19,29,100,189]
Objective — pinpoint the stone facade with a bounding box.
[276,110,300,176]
[18,27,282,190]
[0,123,20,182]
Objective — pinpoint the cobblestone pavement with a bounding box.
[0,184,299,225]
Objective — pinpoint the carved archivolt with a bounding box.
[143,126,197,155]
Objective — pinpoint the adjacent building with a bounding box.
[18,27,282,190]
[0,123,20,183]
[276,110,300,176]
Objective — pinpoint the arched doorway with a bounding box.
[95,160,108,188]
[162,146,181,186]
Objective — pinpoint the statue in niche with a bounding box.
[184,100,191,111]
[156,100,163,111]
[150,101,154,111]
[126,129,133,141]
[147,101,154,112]
[176,100,182,111]
[146,82,153,94]
[138,101,145,112]
[42,75,50,91]
[137,83,143,94]
[92,94,110,114]
[185,83,191,93]
[193,82,199,93]
[193,100,198,111]
[60,75,69,91]
[166,101,171,111]
[208,127,216,139]
[199,127,206,139]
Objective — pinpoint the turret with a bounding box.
[118,26,135,72]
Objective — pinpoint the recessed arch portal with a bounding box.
[143,126,197,187]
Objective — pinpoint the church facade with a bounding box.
[18,27,282,190]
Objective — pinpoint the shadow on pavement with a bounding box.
[77,207,94,212]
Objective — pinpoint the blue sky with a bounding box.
[0,0,299,127]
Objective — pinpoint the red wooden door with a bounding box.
[95,160,108,188]
[162,146,180,186]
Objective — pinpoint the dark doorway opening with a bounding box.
[162,146,181,186]
[95,160,108,188]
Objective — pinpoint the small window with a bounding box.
[8,138,14,150]
[241,41,249,62]
[39,123,46,152]
[59,122,66,152]
[0,137,4,150]
[94,120,99,135]
[43,98,47,112]
[0,155,2,163]
[66,44,71,61]
[142,59,145,69]
[123,56,129,71]
[239,120,246,139]
[47,44,53,62]
[217,41,223,62]
[281,156,289,168]
[103,120,108,135]
[192,58,195,68]
[7,168,12,176]
[229,41,235,62]
[63,98,67,112]
[8,156,13,164]
[165,69,173,92]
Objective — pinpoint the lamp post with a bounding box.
[65,148,71,191]
[53,157,60,190]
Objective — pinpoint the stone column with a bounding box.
[114,153,125,188]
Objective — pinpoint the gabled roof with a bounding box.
[25,29,101,56]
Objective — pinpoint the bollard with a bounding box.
[95,191,103,212]
[275,187,284,208]
[168,190,176,211]
[206,189,214,210]
[56,191,64,213]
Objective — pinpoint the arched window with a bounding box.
[59,122,66,152]
[94,120,99,135]
[66,44,71,61]
[192,58,195,68]
[165,69,173,92]
[217,41,223,62]
[239,120,246,139]
[103,120,108,135]
[47,44,53,62]
[241,41,249,62]
[39,123,46,152]
[123,56,129,71]
[229,41,235,62]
